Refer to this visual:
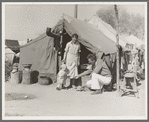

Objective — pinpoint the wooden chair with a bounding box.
[120,65,139,98]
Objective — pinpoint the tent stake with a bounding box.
[114,5,120,92]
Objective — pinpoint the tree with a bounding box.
[96,5,116,29]
[96,6,145,40]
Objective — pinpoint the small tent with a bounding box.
[5,39,20,53]
[122,35,144,48]
[5,45,15,65]
[88,15,126,47]
[19,14,118,82]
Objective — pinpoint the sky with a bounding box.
[3,2,146,43]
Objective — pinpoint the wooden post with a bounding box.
[114,5,120,92]
[74,4,78,18]
[58,31,63,71]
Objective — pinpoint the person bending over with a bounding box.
[75,53,112,95]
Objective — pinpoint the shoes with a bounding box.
[56,87,61,91]
[77,86,86,92]
[72,85,77,89]
[66,85,72,90]
[62,85,67,89]
[91,89,102,95]
[56,85,67,91]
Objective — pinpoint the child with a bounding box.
[56,63,69,91]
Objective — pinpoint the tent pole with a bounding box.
[74,4,78,18]
[114,5,120,92]
[58,31,63,71]
[55,49,58,83]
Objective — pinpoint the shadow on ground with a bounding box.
[5,93,37,101]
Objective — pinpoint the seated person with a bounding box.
[75,53,112,95]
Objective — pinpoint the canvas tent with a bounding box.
[88,15,126,47]
[5,39,20,53]
[19,14,118,82]
[122,35,144,48]
[5,45,15,65]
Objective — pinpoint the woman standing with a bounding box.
[62,33,81,89]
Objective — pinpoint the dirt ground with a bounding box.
[4,76,147,119]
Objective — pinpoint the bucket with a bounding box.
[22,69,31,84]
[11,72,20,84]
[22,64,32,85]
